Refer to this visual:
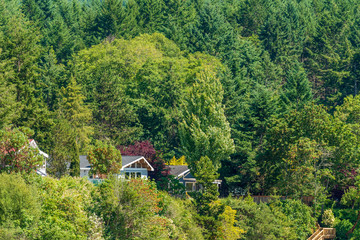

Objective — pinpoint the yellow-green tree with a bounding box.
[58,77,92,176]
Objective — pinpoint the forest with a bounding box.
[2,0,360,239]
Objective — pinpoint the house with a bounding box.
[79,155,154,180]
[28,139,48,176]
[168,165,222,192]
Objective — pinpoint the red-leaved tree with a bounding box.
[117,141,169,184]
[0,127,43,174]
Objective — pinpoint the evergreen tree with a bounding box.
[38,48,67,111]
[302,0,354,106]
[90,0,125,40]
[192,156,225,239]
[47,119,74,177]
[280,60,313,111]
[187,0,235,56]
[260,0,314,62]
[0,49,18,129]
[0,0,54,149]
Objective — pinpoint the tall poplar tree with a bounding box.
[59,77,92,176]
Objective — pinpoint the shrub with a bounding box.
[0,173,40,237]
[322,209,335,227]
[37,176,101,240]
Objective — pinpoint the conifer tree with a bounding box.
[280,60,313,111]
[90,0,125,40]
[0,50,18,129]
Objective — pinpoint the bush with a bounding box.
[0,173,40,237]
[334,218,353,239]
[270,199,315,239]
[322,209,335,227]
[97,178,176,239]
[222,195,304,240]
[37,176,102,240]
[162,196,204,240]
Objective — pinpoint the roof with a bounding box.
[168,165,222,185]
[80,155,91,169]
[168,165,190,177]
[122,156,144,166]
[29,139,49,158]
[183,171,195,179]
[79,155,154,171]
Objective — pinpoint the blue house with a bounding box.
[168,165,222,192]
[80,155,154,180]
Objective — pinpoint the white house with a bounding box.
[79,155,154,181]
[28,139,48,176]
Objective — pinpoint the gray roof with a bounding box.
[80,155,145,169]
[80,155,91,169]
[122,156,144,166]
[168,165,189,177]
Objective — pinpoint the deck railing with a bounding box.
[307,227,336,240]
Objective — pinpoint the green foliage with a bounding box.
[0,173,40,236]
[270,199,315,239]
[97,178,173,239]
[179,64,234,169]
[162,196,204,239]
[3,2,360,238]
[87,141,122,177]
[322,209,335,228]
[280,60,313,112]
[37,176,102,240]
[0,62,18,128]
[223,196,314,240]
[59,77,93,176]
[47,119,74,177]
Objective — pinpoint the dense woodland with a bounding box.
[2,0,360,239]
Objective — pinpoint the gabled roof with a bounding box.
[79,155,154,171]
[168,165,190,177]
[183,170,195,179]
[121,156,154,171]
[29,139,49,158]
[169,165,222,185]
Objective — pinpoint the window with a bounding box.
[124,171,142,179]
[186,182,194,192]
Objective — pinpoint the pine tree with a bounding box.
[0,49,18,129]
[280,60,313,111]
[187,0,235,56]
[302,0,354,106]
